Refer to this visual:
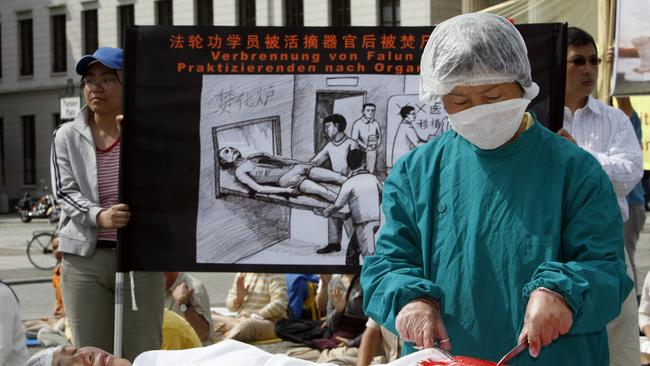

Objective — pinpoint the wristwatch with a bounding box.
[180,303,190,313]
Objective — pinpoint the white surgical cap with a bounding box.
[419,12,540,104]
[26,346,61,366]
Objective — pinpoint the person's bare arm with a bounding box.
[356,326,383,366]
[311,148,329,166]
[322,184,352,217]
[172,283,210,341]
[316,275,331,317]
[183,305,210,341]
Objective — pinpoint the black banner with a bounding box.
[120,24,566,273]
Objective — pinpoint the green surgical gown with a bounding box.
[361,119,633,365]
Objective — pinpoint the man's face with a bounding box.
[405,110,417,123]
[363,106,376,119]
[442,82,523,114]
[53,346,131,366]
[219,147,241,164]
[324,122,338,139]
[82,63,123,116]
[565,44,599,100]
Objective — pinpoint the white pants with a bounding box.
[607,249,640,366]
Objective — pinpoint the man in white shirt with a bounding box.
[558,27,643,366]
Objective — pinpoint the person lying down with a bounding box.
[27,339,457,366]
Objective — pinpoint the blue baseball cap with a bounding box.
[75,47,123,75]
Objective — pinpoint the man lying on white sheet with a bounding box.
[27,340,455,366]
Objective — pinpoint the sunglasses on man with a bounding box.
[569,56,602,66]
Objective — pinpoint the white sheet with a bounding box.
[133,340,453,366]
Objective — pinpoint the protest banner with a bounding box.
[611,0,650,95]
[120,24,567,272]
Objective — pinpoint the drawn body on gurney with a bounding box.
[218,147,348,202]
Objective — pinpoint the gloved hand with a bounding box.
[518,288,573,358]
[395,298,451,351]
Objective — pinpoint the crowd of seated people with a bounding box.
[20,271,401,366]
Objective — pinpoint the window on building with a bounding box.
[51,14,67,73]
[331,0,350,26]
[0,118,4,186]
[196,0,213,25]
[380,0,400,26]
[82,9,98,55]
[19,19,34,76]
[118,4,135,48]
[238,0,256,26]
[22,116,36,185]
[156,0,173,25]
[285,0,303,26]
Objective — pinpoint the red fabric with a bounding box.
[96,140,120,241]
[418,355,498,366]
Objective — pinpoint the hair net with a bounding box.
[26,346,61,366]
[419,12,539,104]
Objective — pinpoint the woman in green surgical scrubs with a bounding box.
[360,12,632,366]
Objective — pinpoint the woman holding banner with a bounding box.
[360,12,632,365]
[50,47,164,361]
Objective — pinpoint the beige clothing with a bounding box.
[365,318,400,363]
[606,250,641,366]
[287,346,358,365]
[216,273,288,343]
[226,273,288,321]
[213,315,277,343]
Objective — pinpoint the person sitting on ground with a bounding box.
[212,272,288,343]
[278,274,367,365]
[218,147,347,202]
[0,279,28,366]
[164,272,213,345]
[285,274,321,320]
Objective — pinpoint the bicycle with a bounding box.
[26,230,57,270]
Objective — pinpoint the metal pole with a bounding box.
[113,272,124,358]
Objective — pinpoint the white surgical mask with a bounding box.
[447,98,530,150]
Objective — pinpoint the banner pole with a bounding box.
[113,271,124,357]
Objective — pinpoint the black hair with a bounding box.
[362,103,376,111]
[218,147,237,170]
[567,27,598,53]
[0,279,19,303]
[399,105,416,119]
[323,114,347,132]
[347,149,366,170]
